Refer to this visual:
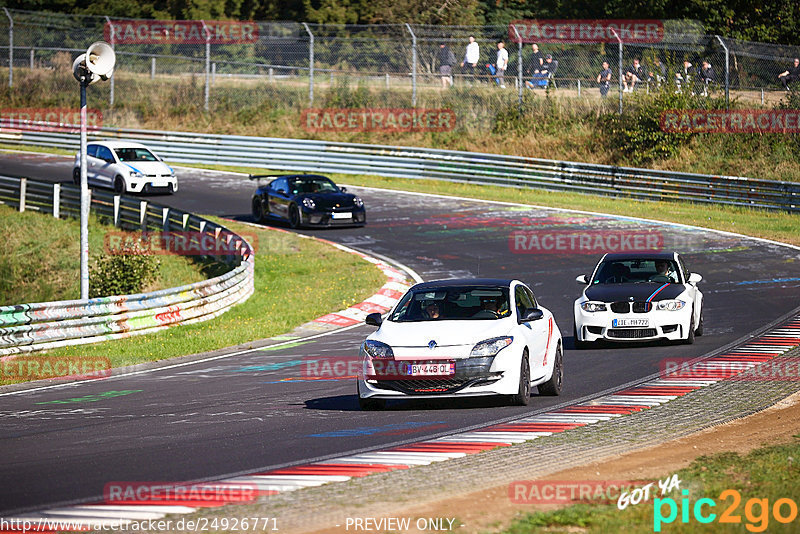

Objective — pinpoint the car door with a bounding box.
[83,144,100,183]
[268,177,290,219]
[514,284,549,377]
[94,145,117,186]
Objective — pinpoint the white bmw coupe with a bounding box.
[357,278,563,410]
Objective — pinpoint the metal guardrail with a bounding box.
[0,175,255,355]
[1,122,798,213]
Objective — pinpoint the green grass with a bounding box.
[0,218,386,385]
[501,438,800,533]
[178,162,800,248]
[0,204,205,306]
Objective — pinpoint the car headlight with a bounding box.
[656,299,686,311]
[581,301,607,312]
[129,171,143,179]
[354,196,364,208]
[302,198,316,210]
[361,340,393,359]
[470,336,513,358]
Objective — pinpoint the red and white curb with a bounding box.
[5,317,799,531]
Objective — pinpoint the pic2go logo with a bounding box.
[654,489,799,532]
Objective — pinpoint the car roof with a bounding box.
[601,252,678,261]
[411,278,517,290]
[88,140,151,150]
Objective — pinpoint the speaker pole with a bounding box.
[79,75,89,299]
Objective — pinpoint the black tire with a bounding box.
[573,323,589,350]
[695,308,704,336]
[114,176,126,195]
[251,197,264,222]
[288,203,301,229]
[510,351,531,406]
[72,168,80,185]
[683,309,696,345]
[357,383,385,410]
[538,342,563,396]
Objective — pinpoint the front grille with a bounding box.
[607,328,657,339]
[375,378,474,394]
[632,301,652,313]
[610,302,630,313]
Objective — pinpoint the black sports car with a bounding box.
[250,174,366,228]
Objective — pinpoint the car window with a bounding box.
[677,255,689,283]
[291,177,339,194]
[390,286,510,322]
[87,145,98,158]
[515,286,535,318]
[523,286,538,308]
[273,178,289,193]
[114,147,158,162]
[592,259,679,284]
[96,146,115,163]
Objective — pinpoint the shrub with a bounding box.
[89,238,160,298]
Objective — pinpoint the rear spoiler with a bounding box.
[248,174,284,181]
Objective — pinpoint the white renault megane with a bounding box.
[357,279,563,410]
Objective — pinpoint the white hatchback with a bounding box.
[73,140,177,194]
[357,278,563,409]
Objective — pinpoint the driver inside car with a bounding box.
[649,260,672,283]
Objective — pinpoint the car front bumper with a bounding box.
[302,209,366,227]
[574,303,692,343]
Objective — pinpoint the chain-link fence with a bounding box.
[1,9,800,133]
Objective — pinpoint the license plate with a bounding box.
[331,212,352,220]
[613,318,649,328]
[408,362,455,376]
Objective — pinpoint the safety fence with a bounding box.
[1,123,797,213]
[1,10,800,112]
[0,175,255,355]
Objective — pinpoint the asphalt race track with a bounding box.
[2,152,800,515]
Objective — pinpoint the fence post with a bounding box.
[162,207,170,231]
[577,79,581,97]
[139,200,148,231]
[201,20,210,112]
[19,177,26,212]
[405,23,417,107]
[212,62,216,84]
[29,48,33,70]
[151,57,155,79]
[53,183,60,218]
[302,22,314,107]
[715,35,730,110]
[105,17,115,107]
[610,28,623,115]
[3,8,12,87]
[113,194,120,226]
[510,24,523,115]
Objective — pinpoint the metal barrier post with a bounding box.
[201,20,210,112]
[577,79,581,97]
[151,57,155,79]
[405,24,417,107]
[610,28,623,115]
[715,36,730,109]
[511,24,523,114]
[113,194,120,226]
[162,207,170,231]
[29,48,33,70]
[18,177,25,212]
[139,200,147,231]
[105,17,115,107]
[53,183,60,218]
[302,23,314,106]
[2,8,12,87]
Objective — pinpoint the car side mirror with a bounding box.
[576,274,588,284]
[341,187,347,192]
[277,189,286,195]
[365,313,383,327]
[520,308,544,323]
[688,273,702,284]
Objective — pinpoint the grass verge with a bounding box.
[0,218,385,386]
[502,437,800,533]
[0,204,205,306]
[180,162,800,248]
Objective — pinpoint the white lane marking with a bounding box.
[74,504,196,514]
[35,508,166,520]
[457,431,552,440]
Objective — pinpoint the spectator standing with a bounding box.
[623,58,647,92]
[528,43,544,75]
[650,58,667,86]
[496,41,509,88]
[460,36,480,83]
[597,60,613,97]
[778,57,800,91]
[697,60,715,95]
[438,43,456,88]
[675,60,693,93]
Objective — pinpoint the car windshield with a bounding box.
[114,147,159,162]
[592,259,681,284]
[390,286,511,322]
[291,177,339,194]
